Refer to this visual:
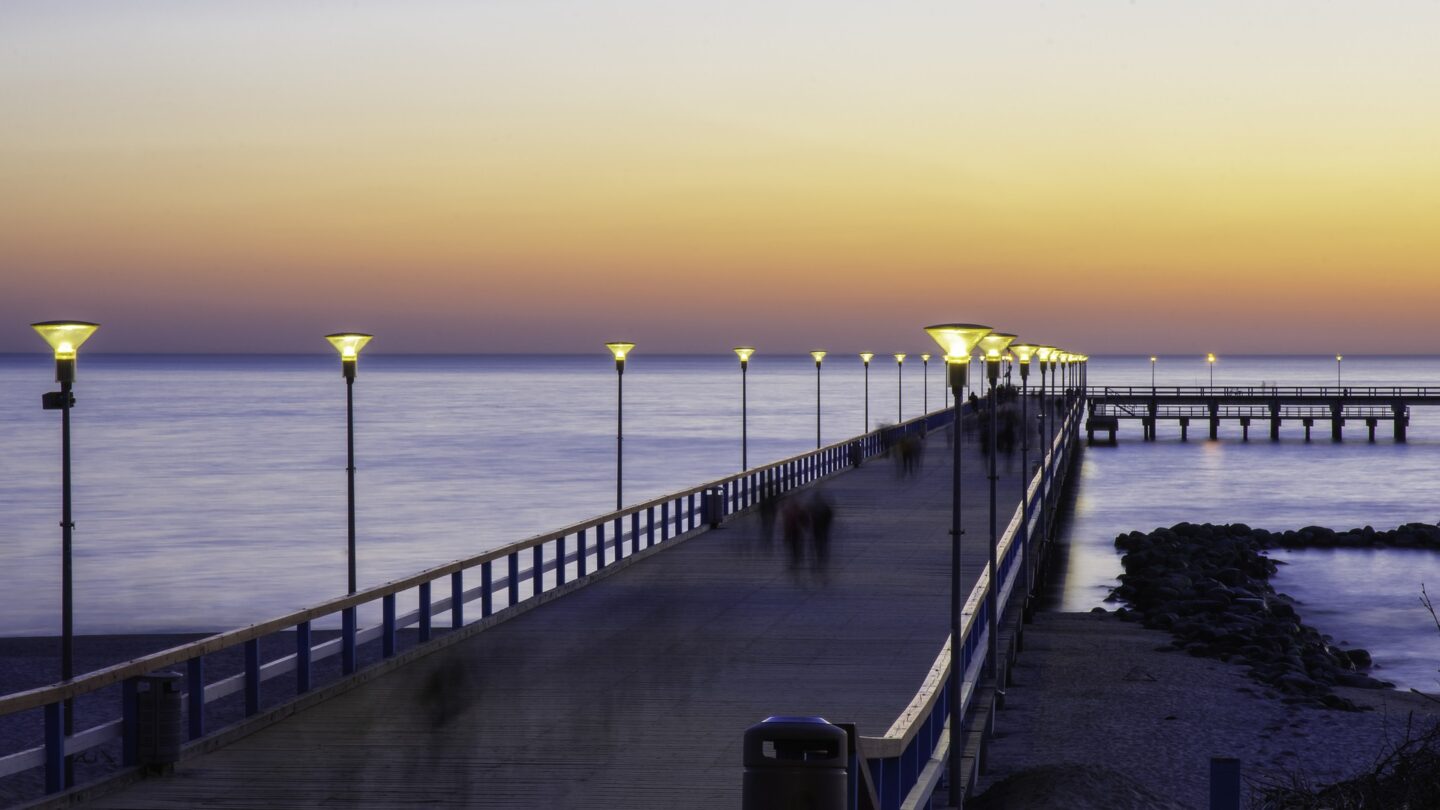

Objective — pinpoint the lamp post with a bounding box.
[1009,343,1041,611]
[325,333,373,595]
[605,342,635,510]
[894,354,906,422]
[811,351,826,448]
[860,352,874,433]
[1151,356,1157,390]
[1336,354,1343,389]
[923,323,991,808]
[32,320,99,789]
[1207,352,1216,389]
[734,348,755,470]
[977,332,1016,689]
[921,354,931,413]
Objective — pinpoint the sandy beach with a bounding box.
[971,611,1440,809]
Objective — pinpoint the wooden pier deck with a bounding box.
[81,413,1058,808]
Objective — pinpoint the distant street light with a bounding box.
[1009,342,1042,608]
[32,319,99,791]
[811,351,826,448]
[1207,352,1216,389]
[734,347,755,470]
[860,352,874,432]
[326,331,371,677]
[1336,354,1343,389]
[605,342,635,510]
[922,322,992,809]
[921,354,931,413]
[1151,355,1157,390]
[894,354,906,422]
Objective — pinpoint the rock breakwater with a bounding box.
[1108,522,1440,710]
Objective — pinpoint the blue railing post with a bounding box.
[451,570,464,628]
[44,701,63,794]
[296,620,313,693]
[122,677,139,767]
[557,536,568,585]
[578,529,589,576]
[382,594,397,658]
[533,545,544,595]
[507,552,519,607]
[597,523,607,569]
[615,517,624,559]
[646,506,655,547]
[342,607,357,675]
[481,561,494,617]
[418,583,432,642]
[186,656,205,740]
[244,638,260,716]
[661,504,670,541]
[631,512,640,554]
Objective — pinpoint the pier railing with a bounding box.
[1089,385,1440,400]
[0,408,948,800]
[857,392,1083,810]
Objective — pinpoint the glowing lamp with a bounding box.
[894,353,906,364]
[811,350,827,365]
[32,321,99,384]
[1150,356,1157,363]
[606,341,636,373]
[734,347,756,368]
[978,333,1016,384]
[924,323,992,392]
[1207,353,1216,363]
[921,353,931,362]
[1336,354,1343,362]
[326,332,373,381]
[860,352,874,365]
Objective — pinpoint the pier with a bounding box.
[1,397,1083,809]
[1084,385,1440,444]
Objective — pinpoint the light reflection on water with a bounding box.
[1058,355,1440,691]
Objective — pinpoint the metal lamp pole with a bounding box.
[894,354,906,422]
[860,353,873,433]
[734,348,754,469]
[606,343,634,510]
[33,320,98,790]
[1336,354,1343,389]
[326,332,371,677]
[921,354,930,413]
[977,333,1015,689]
[923,323,991,808]
[811,351,826,448]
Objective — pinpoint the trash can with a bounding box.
[705,486,724,529]
[742,716,848,810]
[136,671,184,770]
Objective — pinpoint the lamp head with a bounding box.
[1009,343,1041,364]
[893,353,906,364]
[860,352,874,365]
[810,350,826,366]
[1336,354,1343,362]
[734,347,755,368]
[1207,352,1216,364]
[32,320,100,384]
[923,323,992,361]
[325,332,373,380]
[921,353,931,362]
[978,332,1017,364]
[1151,356,1157,363]
[606,341,636,372]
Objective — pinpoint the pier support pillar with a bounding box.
[1366,418,1377,442]
[1393,404,1408,442]
[1270,418,1281,441]
[1179,418,1189,442]
[1303,418,1313,442]
[1240,418,1250,442]
[1331,403,1343,442]
[1209,418,1219,441]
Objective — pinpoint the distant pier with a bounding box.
[1084,386,1440,444]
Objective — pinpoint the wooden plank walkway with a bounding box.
[87,412,1055,809]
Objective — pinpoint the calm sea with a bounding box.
[1,354,1436,689]
[1058,355,1440,691]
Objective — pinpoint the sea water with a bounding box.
[1,353,1437,689]
[1057,355,1440,690]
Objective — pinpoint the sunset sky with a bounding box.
[3,1,1438,354]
